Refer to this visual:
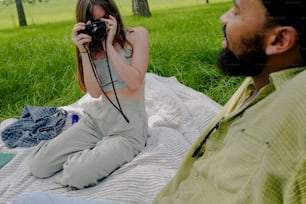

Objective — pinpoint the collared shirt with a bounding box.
[153,67,306,204]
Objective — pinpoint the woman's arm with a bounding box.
[72,22,106,98]
[104,16,150,92]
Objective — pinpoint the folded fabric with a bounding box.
[0,152,15,169]
[1,105,68,148]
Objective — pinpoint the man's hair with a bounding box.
[261,0,306,60]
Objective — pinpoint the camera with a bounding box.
[79,21,107,42]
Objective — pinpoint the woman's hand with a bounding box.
[102,15,117,48]
[72,22,92,53]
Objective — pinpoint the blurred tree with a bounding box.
[15,0,27,26]
[132,0,151,17]
[13,0,48,27]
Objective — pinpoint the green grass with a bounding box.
[0,0,229,29]
[0,0,76,29]
[0,1,244,122]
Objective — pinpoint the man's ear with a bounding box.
[265,26,298,56]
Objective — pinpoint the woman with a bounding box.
[28,0,149,189]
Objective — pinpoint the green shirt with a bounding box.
[153,67,306,204]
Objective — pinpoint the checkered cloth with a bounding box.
[1,105,68,148]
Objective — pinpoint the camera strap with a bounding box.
[86,48,130,124]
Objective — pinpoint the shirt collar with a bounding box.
[269,67,306,90]
[240,67,306,110]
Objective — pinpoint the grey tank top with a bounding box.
[94,48,131,92]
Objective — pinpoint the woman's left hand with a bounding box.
[102,15,117,48]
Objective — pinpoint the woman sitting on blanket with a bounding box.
[28,0,149,189]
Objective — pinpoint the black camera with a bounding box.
[79,21,107,42]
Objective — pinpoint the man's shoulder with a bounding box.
[290,68,306,85]
[282,68,306,98]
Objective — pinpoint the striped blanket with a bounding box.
[0,73,221,204]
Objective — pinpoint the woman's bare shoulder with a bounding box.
[126,26,149,42]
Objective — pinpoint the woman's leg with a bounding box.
[60,100,148,189]
[28,113,100,178]
[61,134,139,188]
[29,99,147,189]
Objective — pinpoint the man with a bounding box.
[153,0,305,203]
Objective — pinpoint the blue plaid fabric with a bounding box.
[1,105,68,148]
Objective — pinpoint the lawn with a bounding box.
[0,0,243,122]
[0,0,230,29]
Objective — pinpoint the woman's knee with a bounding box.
[28,155,55,178]
[60,151,100,189]
[28,143,60,178]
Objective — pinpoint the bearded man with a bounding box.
[153,0,306,203]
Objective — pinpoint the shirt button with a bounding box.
[206,150,213,157]
[219,123,226,129]
[191,168,199,177]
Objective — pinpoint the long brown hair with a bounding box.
[75,0,131,92]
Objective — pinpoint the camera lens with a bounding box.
[92,22,106,41]
[93,27,106,41]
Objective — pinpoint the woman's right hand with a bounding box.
[72,22,92,53]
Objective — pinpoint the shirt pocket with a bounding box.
[201,124,269,193]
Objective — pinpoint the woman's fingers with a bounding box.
[101,15,117,43]
[72,22,92,52]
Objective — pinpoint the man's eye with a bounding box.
[232,8,238,16]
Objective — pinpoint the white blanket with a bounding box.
[0,73,221,204]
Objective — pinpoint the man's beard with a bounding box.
[217,34,267,77]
